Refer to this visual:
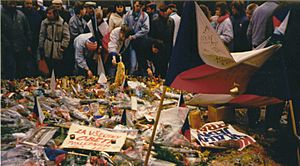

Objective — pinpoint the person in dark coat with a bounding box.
[246,3,300,136]
[143,38,164,78]
[149,4,174,78]
[250,3,300,165]
[145,2,159,37]
[282,4,300,130]
[230,1,251,52]
[65,1,87,75]
[1,1,32,79]
[21,0,44,77]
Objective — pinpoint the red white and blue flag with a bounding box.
[181,111,191,142]
[177,93,191,141]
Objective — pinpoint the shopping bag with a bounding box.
[38,58,49,75]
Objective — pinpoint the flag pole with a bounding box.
[144,86,167,166]
[288,100,300,166]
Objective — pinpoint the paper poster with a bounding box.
[61,124,127,152]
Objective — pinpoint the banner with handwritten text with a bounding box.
[61,124,127,152]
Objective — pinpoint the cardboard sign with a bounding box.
[61,124,127,152]
[192,121,255,151]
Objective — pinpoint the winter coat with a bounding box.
[216,15,234,50]
[20,7,43,54]
[39,16,70,60]
[247,1,279,47]
[123,10,150,38]
[1,8,32,54]
[108,12,123,32]
[108,27,130,54]
[69,15,87,41]
[230,14,250,51]
[150,16,174,45]
[74,33,96,70]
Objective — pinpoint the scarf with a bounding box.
[217,14,230,23]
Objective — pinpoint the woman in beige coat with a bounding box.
[108,3,126,32]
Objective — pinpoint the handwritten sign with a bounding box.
[192,121,255,151]
[196,3,234,69]
[195,4,280,70]
[61,124,127,152]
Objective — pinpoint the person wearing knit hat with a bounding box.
[86,36,98,51]
[74,33,103,78]
[167,3,181,46]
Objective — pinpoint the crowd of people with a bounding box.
[1,0,289,80]
[1,1,299,92]
[1,0,172,79]
[1,0,266,80]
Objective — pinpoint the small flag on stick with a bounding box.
[180,111,191,141]
[33,96,45,126]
